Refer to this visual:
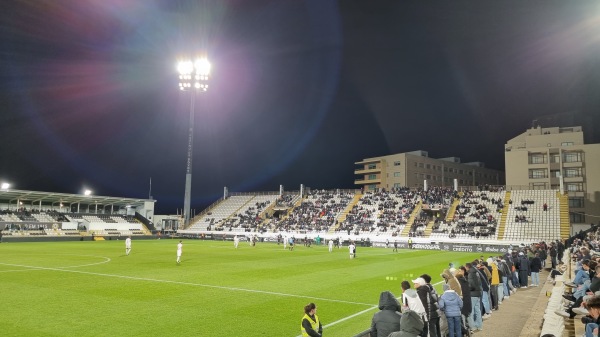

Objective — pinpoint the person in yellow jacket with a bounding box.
[488,258,501,310]
[301,303,322,337]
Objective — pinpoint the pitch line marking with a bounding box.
[0,262,373,307]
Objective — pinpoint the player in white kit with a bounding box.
[125,237,132,256]
[176,240,183,264]
[234,235,239,249]
[328,239,333,253]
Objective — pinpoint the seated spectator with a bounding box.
[565,260,591,287]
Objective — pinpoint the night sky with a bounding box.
[1,1,599,214]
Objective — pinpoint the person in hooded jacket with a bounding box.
[455,267,472,329]
[439,288,463,337]
[388,310,424,337]
[370,291,402,337]
[441,268,462,296]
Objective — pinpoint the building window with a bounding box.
[529,169,547,179]
[368,174,377,180]
[393,161,401,166]
[367,185,377,191]
[459,169,464,174]
[550,154,560,163]
[566,183,583,192]
[418,163,424,168]
[443,167,448,172]
[568,197,584,208]
[426,164,431,169]
[564,168,582,178]
[368,164,377,170]
[529,153,546,164]
[393,172,401,177]
[570,212,585,224]
[561,142,574,147]
[530,182,547,189]
[550,170,560,178]
[563,152,583,163]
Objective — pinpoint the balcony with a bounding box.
[354,168,381,174]
[355,178,381,185]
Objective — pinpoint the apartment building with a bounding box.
[354,150,503,191]
[505,126,600,225]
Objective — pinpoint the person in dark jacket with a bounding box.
[455,267,472,319]
[465,263,483,332]
[516,252,530,288]
[388,310,424,337]
[530,252,543,286]
[439,289,463,337]
[414,277,439,337]
[370,291,402,337]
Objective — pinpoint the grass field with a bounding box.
[0,239,481,336]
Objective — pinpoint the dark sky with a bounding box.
[1,1,599,214]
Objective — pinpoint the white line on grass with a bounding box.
[0,262,373,307]
[294,280,445,337]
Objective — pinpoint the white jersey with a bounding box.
[125,238,131,248]
[328,240,333,252]
[177,242,183,256]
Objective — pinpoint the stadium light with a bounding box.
[1,182,9,190]
[177,56,211,227]
[84,190,92,196]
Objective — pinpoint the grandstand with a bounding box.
[0,189,155,241]
[177,185,567,247]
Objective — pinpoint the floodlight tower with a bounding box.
[177,57,211,227]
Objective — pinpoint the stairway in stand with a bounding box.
[558,192,570,239]
[496,191,511,240]
[422,219,436,238]
[328,192,362,234]
[400,201,422,237]
[445,196,461,222]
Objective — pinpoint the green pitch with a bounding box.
[0,239,480,336]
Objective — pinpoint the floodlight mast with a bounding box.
[177,57,210,227]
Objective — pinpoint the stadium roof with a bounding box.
[0,189,152,209]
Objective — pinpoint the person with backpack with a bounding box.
[414,275,441,337]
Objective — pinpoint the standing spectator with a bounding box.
[414,277,440,337]
[465,263,483,333]
[498,258,511,299]
[301,303,322,337]
[370,291,402,337]
[549,243,558,270]
[488,259,501,310]
[530,252,543,286]
[439,288,463,337]
[455,267,472,329]
[543,203,548,211]
[516,252,530,288]
[441,269,462,296]
[475,261,492,319]
[401,281,427,321]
